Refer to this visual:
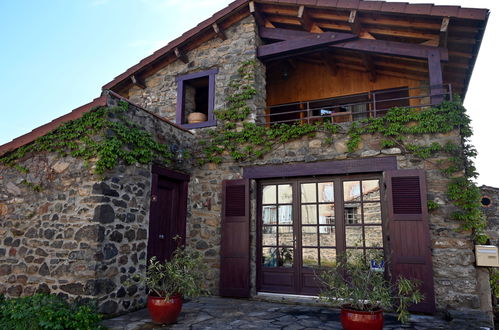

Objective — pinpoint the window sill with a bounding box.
[180,119,217,129]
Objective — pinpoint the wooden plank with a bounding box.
[212,23,227,41]
[427,49,444,104]
[258,31,358,61]
[320,52,338,76]
[297,5,322,32]
[243,157,398,179]
[439,17,450,48]
[249,1,267,27]
[362,54,376,82]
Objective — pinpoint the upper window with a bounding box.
[175,68,218,129]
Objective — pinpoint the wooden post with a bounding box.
[427,49,444,104]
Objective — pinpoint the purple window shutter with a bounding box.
[384,169,436,313]
[220,179,250,297]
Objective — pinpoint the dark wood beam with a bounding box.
[428,49,444,104]
[361,54,376,82]
[439,17,450,48]
[130,75,146,89]
[320,52,338,76]
[257,32,358,61]
[212,23,227,41]
[174,47,188,63]
[249,1,267,27]
[348,10,361,35]
[259,28,448,61]
[297,5,322,33]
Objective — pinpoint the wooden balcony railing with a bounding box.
[258,84,452,126]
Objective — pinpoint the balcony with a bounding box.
[258,84,452,126]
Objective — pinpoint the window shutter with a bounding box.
[220,179,250,297]
[384,170,436,313]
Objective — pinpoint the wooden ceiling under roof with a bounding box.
[103,0,488,100]
[252,1,488,97]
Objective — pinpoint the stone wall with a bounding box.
[480,185,499,246]
[0,94,194,315]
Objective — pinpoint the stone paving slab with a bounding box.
[101,297,463,330]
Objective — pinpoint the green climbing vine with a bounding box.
[200,60,487,243]
[0,101,174,180]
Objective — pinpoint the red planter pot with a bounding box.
[147,294,183,324]
[340,306,384,330]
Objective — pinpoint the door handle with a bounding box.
[159,234,165,240]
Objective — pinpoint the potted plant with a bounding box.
[128,245,208,324]
[318,251,423,330]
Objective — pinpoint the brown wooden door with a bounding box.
[384,169,436,313]
[147,167,189,263]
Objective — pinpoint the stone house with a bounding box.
[0,0,494,327]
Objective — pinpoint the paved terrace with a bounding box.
[102,297,477,330]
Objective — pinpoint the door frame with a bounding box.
[148,165,190,260]
[256,173,387,295]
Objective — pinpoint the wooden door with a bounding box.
[147,167,189,263]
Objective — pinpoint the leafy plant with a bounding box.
[318,251,423,323]
[128,244,209,299]
[0,293,103,330]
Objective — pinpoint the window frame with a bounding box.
[175,68,218,129]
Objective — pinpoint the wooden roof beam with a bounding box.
[250,1,275,28]
[362,54,376,82]
[174,47,188,64]
[258,31,358,61]
[297,6,323,33]
[212,23,227,41]
[259,28,448,61]
[348,10,361,36]
[440,17,450,48]
[130,75,146,89]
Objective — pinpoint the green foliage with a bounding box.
[318,251,423,323]
[0,102,173,189]
[0,293,103,330]
[127,243,209,299]
[490,268,499,304]
[427,200,440,211]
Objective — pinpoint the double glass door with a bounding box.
[257,176,384,295]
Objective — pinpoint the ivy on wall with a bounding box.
[0,102,174,177]
[201,60,488,243]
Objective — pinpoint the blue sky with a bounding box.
[0,0,497,186]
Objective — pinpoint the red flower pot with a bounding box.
[340,306,384,330]
[147,294,183,324]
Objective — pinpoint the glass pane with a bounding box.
[362,180,380,201]
[320,249,337,268]
[346,249,365,264]
[302,248,319,267]
[301,205,317,225]
[262,185,276,204]
[319,226,335,247]
[262,247,279,267]
[301,183,316,203]
[318,182,334,202]
[344,203,361,225]
[363,203,381,224]
[365,226,383,248]
[262,226,277,246]
[343,181,361,202]
[278,226,294,246]
[319,204,335,225]
[302,228,318,247]
[262,206,277,225]
[278,205,293,225]
[346,226,363,247]
[278,184,293,203]
[279,248,294,267]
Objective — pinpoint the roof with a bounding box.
[103,0,489,96]
[0,91,191,157]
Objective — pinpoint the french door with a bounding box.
[256,175,385,295]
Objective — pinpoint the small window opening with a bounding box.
[184,77,209,124]
[481,196,492,207]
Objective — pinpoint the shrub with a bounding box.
[0,293,103,330]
